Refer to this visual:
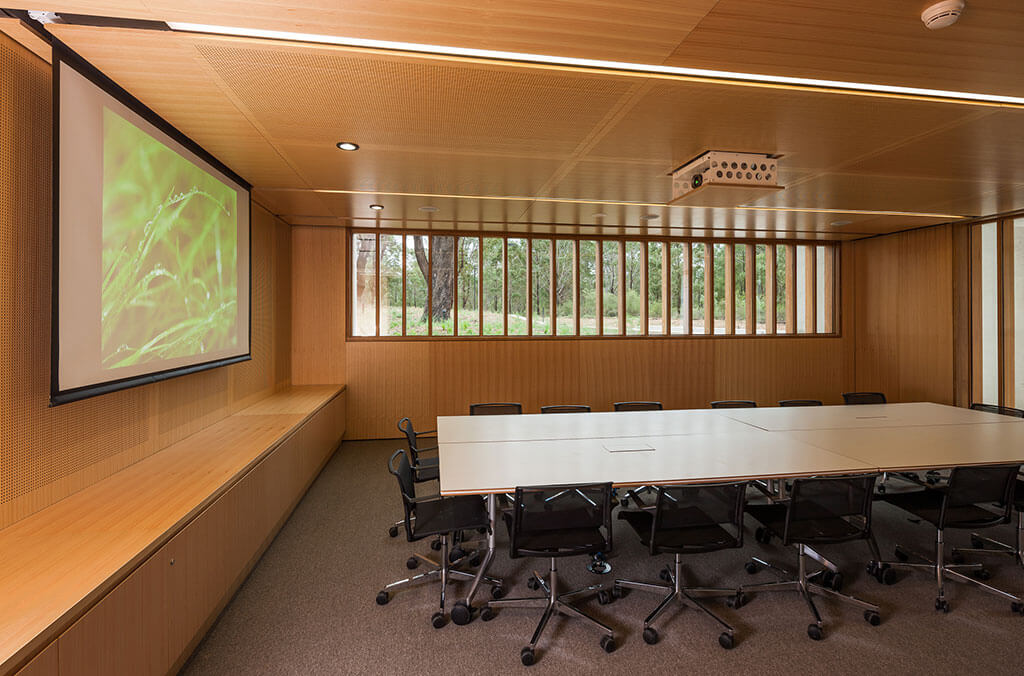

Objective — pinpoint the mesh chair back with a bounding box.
[509,483,612,558]
[710,400,757,409]
[779,399,823,407]
[613,401,663,412]
[842,392,887,405]
[396,417,426,463]
[469,402,523,415]
[540,404,591,414]
[970,403,1024,418]
[784,474,876,544]
[649,483,747,554]
[387,449,417,539]
[942,464,1020,527]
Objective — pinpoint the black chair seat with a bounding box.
[746,502,863,544]
[502,512,605,557]
[618,509,739,552]
[882,489,1006,529]
[412,494,489,539]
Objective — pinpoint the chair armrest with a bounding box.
[415,445,439,454]
[418,429,437,437]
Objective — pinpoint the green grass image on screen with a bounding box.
[101,107,238,370]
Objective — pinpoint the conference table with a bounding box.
[435,403,1024,611]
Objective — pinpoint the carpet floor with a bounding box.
[180,440,1024,675]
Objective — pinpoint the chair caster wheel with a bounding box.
[807,624,823,641]
[973,568,992,581]
[481,606,496,621]
[430,539,442,551]
[491,585,505,599]
[1011,601,1024,616]
[877,565,896,585]
[597,590,613,605]
[477,526,488,534]
[449,547,466,564]
[864,610,881,626]
[726,592,747,609]
[376,591,389,605]
[971,535,985,549]
[951,551,965,564]
[612,584,626,599]
[894,547,909,562]
[718,632,734,649]
[659,567,672,582]
[876,484,886,495]
[469,553,482,567]
[829,572,844,592]
[745,561,759,575]
[431,612,447,628]
[821,570,835,588]
[935,598,950,613]
[600,635,616,653]
[642,627,658,645]
[527,576,540,590]
[388,525,399,538]
[620,498,629,509]
[520,647,535,666]
[451,602,473,626]
[406,556,419,570]
[755,527,771,544]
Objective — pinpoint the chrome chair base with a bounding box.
[880,529,1024,612]
[483,558,616,663]
[951,512,1024,568]
[614,553,738,648]
[742,544,881,640]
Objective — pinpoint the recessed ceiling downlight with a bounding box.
[336,141,359,151]
[369,204,384,211]
[641,213,660,221]
[418,205,439,213]
[921,0,965,30]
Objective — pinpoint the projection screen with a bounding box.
[52,43,251,405]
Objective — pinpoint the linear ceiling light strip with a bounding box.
[167,22,1024,109]
[270,188,963,219]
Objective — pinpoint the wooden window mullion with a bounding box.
[785,244,796,333]
[805,245,816,333]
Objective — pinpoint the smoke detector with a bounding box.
[921,1,965,30]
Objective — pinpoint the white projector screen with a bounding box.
[52,44,251,405]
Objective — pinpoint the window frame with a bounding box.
[346,228,842,341]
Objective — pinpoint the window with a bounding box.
[350,231,839,339]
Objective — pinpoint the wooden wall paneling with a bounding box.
[852,236,901,398]
[291,226,346,386]
[744,244,755,334]
[724,243,735,335]
[952,224,972,407]
[897,226,954,404]
[839,243,856,388]
[765,244,776,334]
[713,338,844,405]
[12,642,57,676]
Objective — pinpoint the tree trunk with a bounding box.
[413,236,455,322]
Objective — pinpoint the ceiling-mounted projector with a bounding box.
[668,150,783,207]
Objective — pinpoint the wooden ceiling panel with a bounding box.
[252,189,334,219]
[582,80,981,174]
[191,39,637,156]
[274,144,566,198]
[746,173,1001,218]
[664,0,1024,97]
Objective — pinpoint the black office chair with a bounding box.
[779,399,823,407]
[613,482,748,649]
[842,392,887,405]
[613,401,663,412]
[742,474,883,640]
[540,404,591,414]
[376,449,503,627]
[387,418,440,538]
[470,402,523,415]
[950,404,1024,567]
[879,464,1024,614]
[482,483,617,665]
[710,400,757,409]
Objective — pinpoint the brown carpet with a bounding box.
[180,440,1024,675]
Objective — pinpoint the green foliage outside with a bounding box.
[101,108,238,368]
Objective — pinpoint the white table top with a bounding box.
[437,409,754,444]
[713,402,1021,432]
[785,423,1024,472]
[438,432,875,495]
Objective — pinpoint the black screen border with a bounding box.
[50,38,253,406]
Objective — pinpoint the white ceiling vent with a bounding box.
[921,1,965,30]
[669,151,783,207]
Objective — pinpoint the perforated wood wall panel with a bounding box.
[0,34,292,528]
